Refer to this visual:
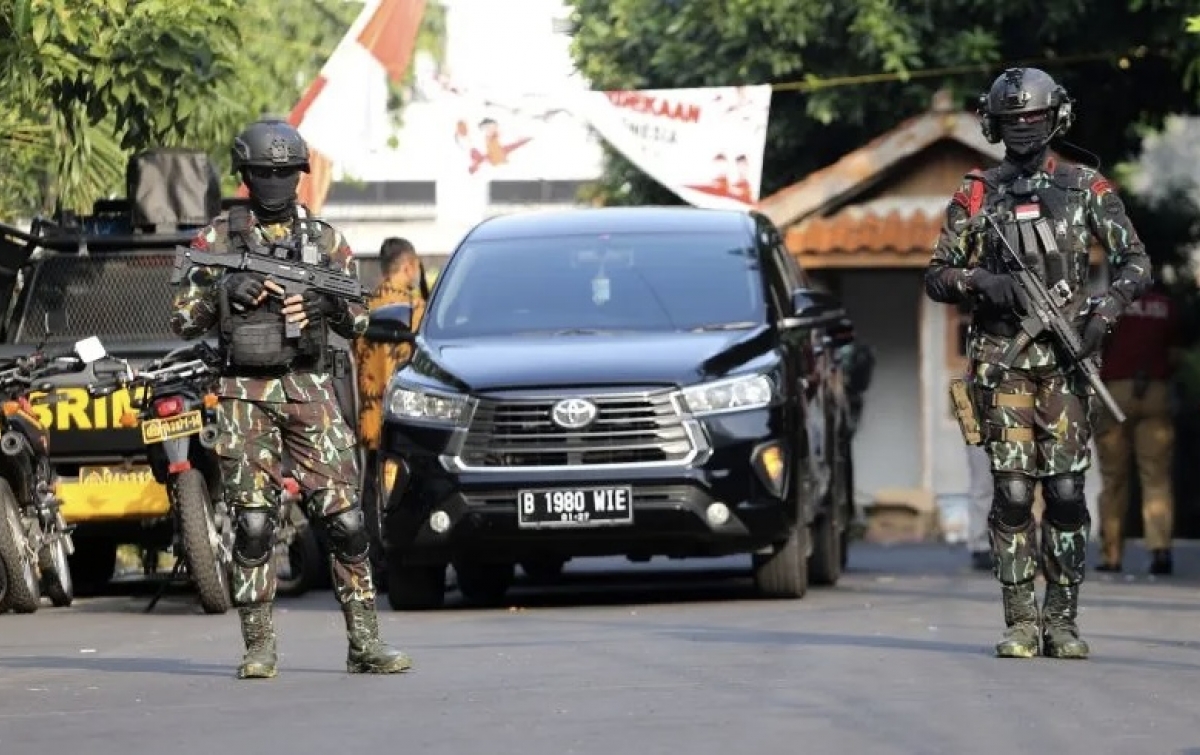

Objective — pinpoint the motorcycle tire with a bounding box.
[276,504,322,598]
[172,469,232,615]
[39,535,74,607]
[0,479,41,614]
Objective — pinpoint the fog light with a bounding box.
[759,445,784,486]
[705,502,730,527]
[382,459,399,495]
[429,510,451,533]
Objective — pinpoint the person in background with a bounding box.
[353,237,429,586]
[1094,276,1181,575]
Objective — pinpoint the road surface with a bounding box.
[1,541,1197,755]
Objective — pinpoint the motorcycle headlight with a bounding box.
[678,374,774,416]
[386,386,472,426]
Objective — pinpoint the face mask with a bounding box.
[245,170,300,216]
[1000,118,1053,156]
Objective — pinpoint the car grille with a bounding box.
[459,392,693,467]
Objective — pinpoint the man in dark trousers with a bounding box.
[1094,277,1181,575]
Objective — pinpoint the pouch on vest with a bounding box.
[949,377,983,446]
[218,286,303,368]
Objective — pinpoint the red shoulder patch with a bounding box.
[1091,178,1113,196]
[951,190,969,209]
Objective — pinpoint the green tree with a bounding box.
[568,0,1200,206]
[0,0,360,220]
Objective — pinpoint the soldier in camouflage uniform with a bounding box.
[169,117,412,679]
[926,68,1150,659]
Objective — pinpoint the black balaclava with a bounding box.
[1000,112,1053,172]
[244,169,300,223]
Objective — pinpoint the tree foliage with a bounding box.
[0,0,360,220]
[567,0,1200,207]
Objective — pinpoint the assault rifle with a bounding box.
[171,245,367,339]
[979,212,1126,423]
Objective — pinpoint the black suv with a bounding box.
[365,206,865,609]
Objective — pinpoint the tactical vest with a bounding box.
[966,162,1092,336]
[217,205,329,373]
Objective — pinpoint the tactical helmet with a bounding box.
[230,117,310,175]
[977,67,1074,144]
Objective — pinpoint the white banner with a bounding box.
[572,85,773,211]
[335,77,773,221]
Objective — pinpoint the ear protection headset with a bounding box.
[977,70,1075,144]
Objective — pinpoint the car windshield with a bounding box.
[424,231,764,338]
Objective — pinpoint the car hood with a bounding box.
[407,328,774,392]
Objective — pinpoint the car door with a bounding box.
[754,216,827,506]
[773,241,831,502]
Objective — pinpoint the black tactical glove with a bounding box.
[225,273,266,309]
[301,289,343,322]
[968,269,1023,312]
[1078,315,1110,358]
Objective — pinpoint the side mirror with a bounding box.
[364,303,415,344]
[73,336,107,364]
[786,288,845,328]
[45,309,67,336]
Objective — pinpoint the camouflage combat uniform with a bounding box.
[926,153,1150,657]
[170,206,411,677]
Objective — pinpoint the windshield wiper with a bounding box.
[689,321,758,332]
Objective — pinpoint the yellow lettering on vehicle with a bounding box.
[26,387,148,431]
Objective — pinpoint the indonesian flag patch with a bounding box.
[1014,203,1040,220]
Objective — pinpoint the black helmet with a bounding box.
[230,117,310,175]
[978,67,1074,144]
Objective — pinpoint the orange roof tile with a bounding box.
[786,208,942,258]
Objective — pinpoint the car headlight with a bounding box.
[678,374,774,416]
[387,386,471,425]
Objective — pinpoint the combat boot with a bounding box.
[236,604,278,679]
[1041,583,1089,659]
[342,599,413,674]
[995,582,1040,658]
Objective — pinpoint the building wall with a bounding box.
[836,270,924,502]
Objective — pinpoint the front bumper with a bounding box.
[379,407,798,565]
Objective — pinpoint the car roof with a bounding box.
[464,206,757,242]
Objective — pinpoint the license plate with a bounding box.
[58,465,171,520]
[140,410,203,444]
[516,487,634,529]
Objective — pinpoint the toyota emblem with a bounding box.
[550,398,598,430]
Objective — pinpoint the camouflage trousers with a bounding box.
[213,396,373,606]
[973,360,1092,587]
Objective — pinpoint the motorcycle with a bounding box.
[88,342,323,612]
[0,332,109,613]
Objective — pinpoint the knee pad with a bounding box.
[325,507,370,564]
[1043,472,1089,530]
[990,472,1035,529]
[232,507,278,567]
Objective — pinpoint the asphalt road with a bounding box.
[1,541,1197,755]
